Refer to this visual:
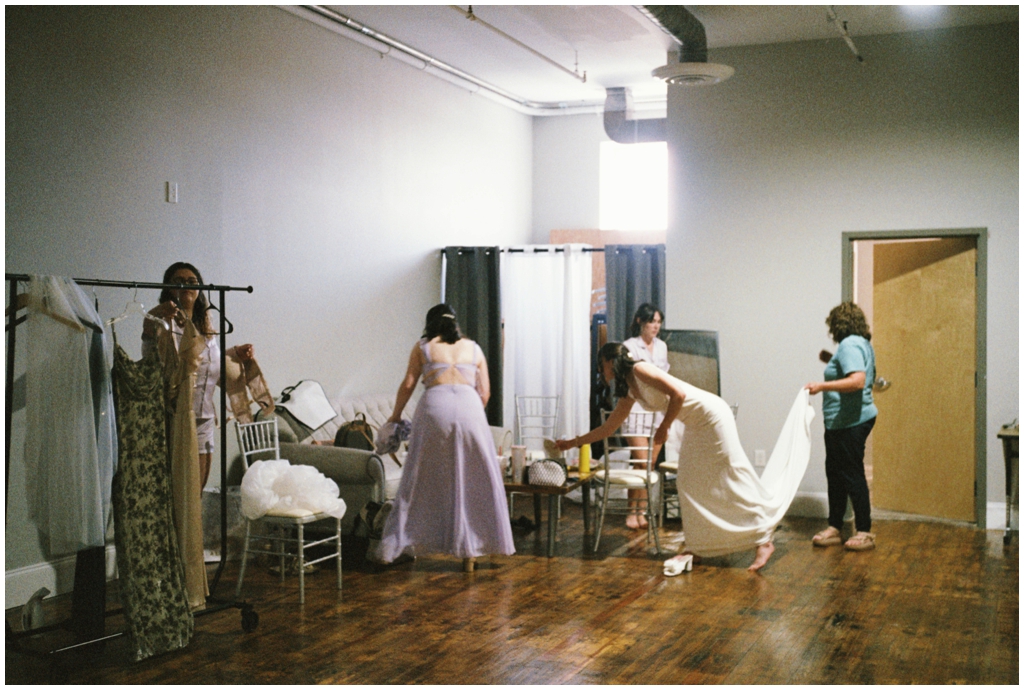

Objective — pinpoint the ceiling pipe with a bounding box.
[284,5,629,117]
[450,5,587,83]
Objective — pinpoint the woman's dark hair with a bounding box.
[423,303,462,344]
[599,342,637,398]
[826,302,871,343]
[159,262,213,336]
[629,302,664,338]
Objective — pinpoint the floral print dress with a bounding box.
[111,343,193,660]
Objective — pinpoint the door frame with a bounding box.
[841,228,988,527]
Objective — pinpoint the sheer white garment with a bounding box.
[24,276,118,555]
[631,375,813,557]
[500,244,592,440]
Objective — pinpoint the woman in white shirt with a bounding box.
[142,262,254,488]
[620,303,668,530]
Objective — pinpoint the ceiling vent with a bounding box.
[652,61,733,86]
[643,5,734,86]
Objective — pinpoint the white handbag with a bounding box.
[528,458,567,487]
[276,380,337,431]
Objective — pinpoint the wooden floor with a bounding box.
[6,502,1019,684]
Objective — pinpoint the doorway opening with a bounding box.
[844,229,988,526]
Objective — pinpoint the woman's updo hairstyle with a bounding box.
[599,342,637,398]
[423,303,463,344]
[629,303,664,338]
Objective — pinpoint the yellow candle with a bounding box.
[579,443,591,474]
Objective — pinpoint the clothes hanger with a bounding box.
[204,292,235,335]
[106,287,168,330]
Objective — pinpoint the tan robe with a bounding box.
[154,322,274,610]
[158,319,209,610]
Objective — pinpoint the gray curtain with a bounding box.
[604,244,667,342]
[443,246,502,426]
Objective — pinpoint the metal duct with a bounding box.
[642,5,708,63]
[603,87,666,144]
[604,6,732,143]
[646,5,734,85]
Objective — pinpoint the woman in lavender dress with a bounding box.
[372,304,514,572]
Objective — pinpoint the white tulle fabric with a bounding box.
[24,276,117,555]
[632,376,813,557]
[240,460,346,520]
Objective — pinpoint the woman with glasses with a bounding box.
[141,262,255,489]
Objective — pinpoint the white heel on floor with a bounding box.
[663,554,693,577]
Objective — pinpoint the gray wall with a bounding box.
[6,6,532,586]
[532,112,607,239]
[529,23,1018,516]
[667,23,1017,507]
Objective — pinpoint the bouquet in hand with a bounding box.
[376,419,412,455]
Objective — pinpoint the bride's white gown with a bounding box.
[633,376,814,557]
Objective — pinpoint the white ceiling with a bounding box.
[295,5,1018,113]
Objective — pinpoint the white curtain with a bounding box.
[501,244,592,443]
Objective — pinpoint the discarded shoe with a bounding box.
[663,554,694,577]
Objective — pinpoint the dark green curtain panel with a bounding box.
[443,246,502,426]
[605,244,667,342]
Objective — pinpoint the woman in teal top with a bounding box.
[805,302,878,551]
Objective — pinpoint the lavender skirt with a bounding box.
[373,384,515,562]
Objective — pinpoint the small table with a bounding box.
[998,426,1018,544]
[504,471,595,557]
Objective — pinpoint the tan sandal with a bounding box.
[844,532,876,551]
[812,526,843,547]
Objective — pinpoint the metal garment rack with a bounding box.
[5,273,258,670]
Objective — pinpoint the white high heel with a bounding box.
[663,553,694,577]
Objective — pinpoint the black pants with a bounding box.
[824,417,876,533]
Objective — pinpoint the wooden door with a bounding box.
[871,237,977,521]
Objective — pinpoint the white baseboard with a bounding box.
[785,494,1011,531]
[987,502,1007,531]
[5,544,118,611]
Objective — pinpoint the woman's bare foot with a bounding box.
[748,541,775,572]
[626,513,648,529]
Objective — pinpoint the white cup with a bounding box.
[511,445,527,484]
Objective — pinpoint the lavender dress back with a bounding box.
[373,339,515,562]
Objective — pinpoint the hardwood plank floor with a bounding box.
[6,503,1019,684]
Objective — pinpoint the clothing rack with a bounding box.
[5,272,258,672]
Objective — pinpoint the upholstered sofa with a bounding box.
[262,393,411,535]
